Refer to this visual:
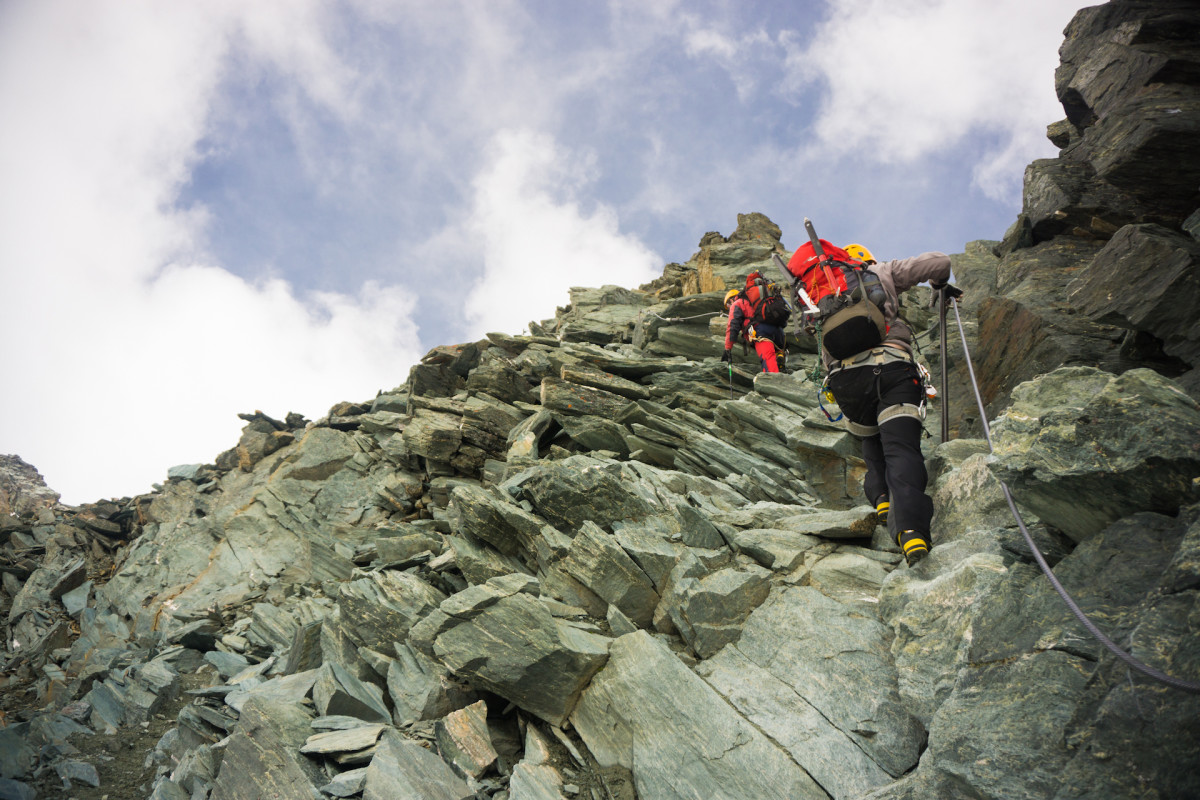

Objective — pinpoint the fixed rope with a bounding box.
[949,298,1200,694]
[647,311,722,323]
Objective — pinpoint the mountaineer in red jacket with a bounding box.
[722,284,786,373]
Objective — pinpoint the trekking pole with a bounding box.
[728,363,734,399]
[940,286,949,443]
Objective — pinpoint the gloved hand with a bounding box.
[930,281,964,305]
[720,349,733,363]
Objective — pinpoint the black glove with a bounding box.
[931,282,964,305]
[720,349,733,363]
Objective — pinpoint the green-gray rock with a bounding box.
[989,367,1200,541]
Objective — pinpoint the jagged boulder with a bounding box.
[1068,223,1200,391]
[336,571,446,651]
[362,730,472,800]
[662,562,770,658]
[542,521,660,628]
[0,455,60,517]
[408,575,611,726]
[504,456,657,533]
[988,366,1200,541]
[209,698,327,800]
[556,285,652,345]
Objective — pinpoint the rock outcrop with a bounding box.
[2,3,1199,799]
[940,0,1200,435]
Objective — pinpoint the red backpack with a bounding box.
[784,239,888,359]
[785,240,857,304]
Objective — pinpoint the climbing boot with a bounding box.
[874,497,890,528]
[897,530,929,566]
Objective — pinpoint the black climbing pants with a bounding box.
[827,361,933,537]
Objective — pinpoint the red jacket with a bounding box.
[724,296,756,350]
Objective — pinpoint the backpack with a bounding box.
[786,240,888,359]
[742,271,792,328]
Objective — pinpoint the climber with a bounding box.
[722,282,787,373]
[812,242,961,565]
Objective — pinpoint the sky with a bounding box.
[0,0,1091,505]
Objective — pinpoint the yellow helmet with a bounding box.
[844,243,876,264]
[724,289,739,309]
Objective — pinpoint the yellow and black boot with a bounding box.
[897,530,929,566]
[874,497,890,528]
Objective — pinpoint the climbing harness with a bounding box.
[950,297,1200,694]
[744,324,788,371]
[819,346,928,430]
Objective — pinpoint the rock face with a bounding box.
[0,455,60,518]
[2,4,1200,799]
[988,366,1200,541]
[941,0,1200,434]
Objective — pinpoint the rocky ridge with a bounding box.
[3,2,1200,799]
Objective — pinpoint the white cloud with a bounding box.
[683,24,772,101]
[783,0,1085,200]
[462,129,662,336]
[0,0,420,504]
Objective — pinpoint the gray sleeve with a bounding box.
[878,252,952,294]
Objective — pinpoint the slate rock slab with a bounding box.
[967,511,1190,668]
[446,484,545,562]
[1068,223,1200,371]
[225,669,319,714]
[434,700,497,779]
[548,521,660,628]
[880,551,1011,725]
[210,698,326,800]
[541,377,634,418]
[908,651,1093,800]
[801,549,893,612]
[728,585,924,777]
[56,759,101,787]
[699,645,892,800]
[313,663,390,723]
[771,507,879,540]
[337,570,446,651]
[410,576,610,726]
[363,731,472,800]
[300,724,387,755]
[664,564,771,658]
[1051,582,1200,800]
[319,766,369,798]
[0,725,36,781]
[572,630,828,800]
[505,456,655,533]
[731,528,822,572]
[988,366,1200,541]
[387,643,478,727]
[0,777,36,800]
